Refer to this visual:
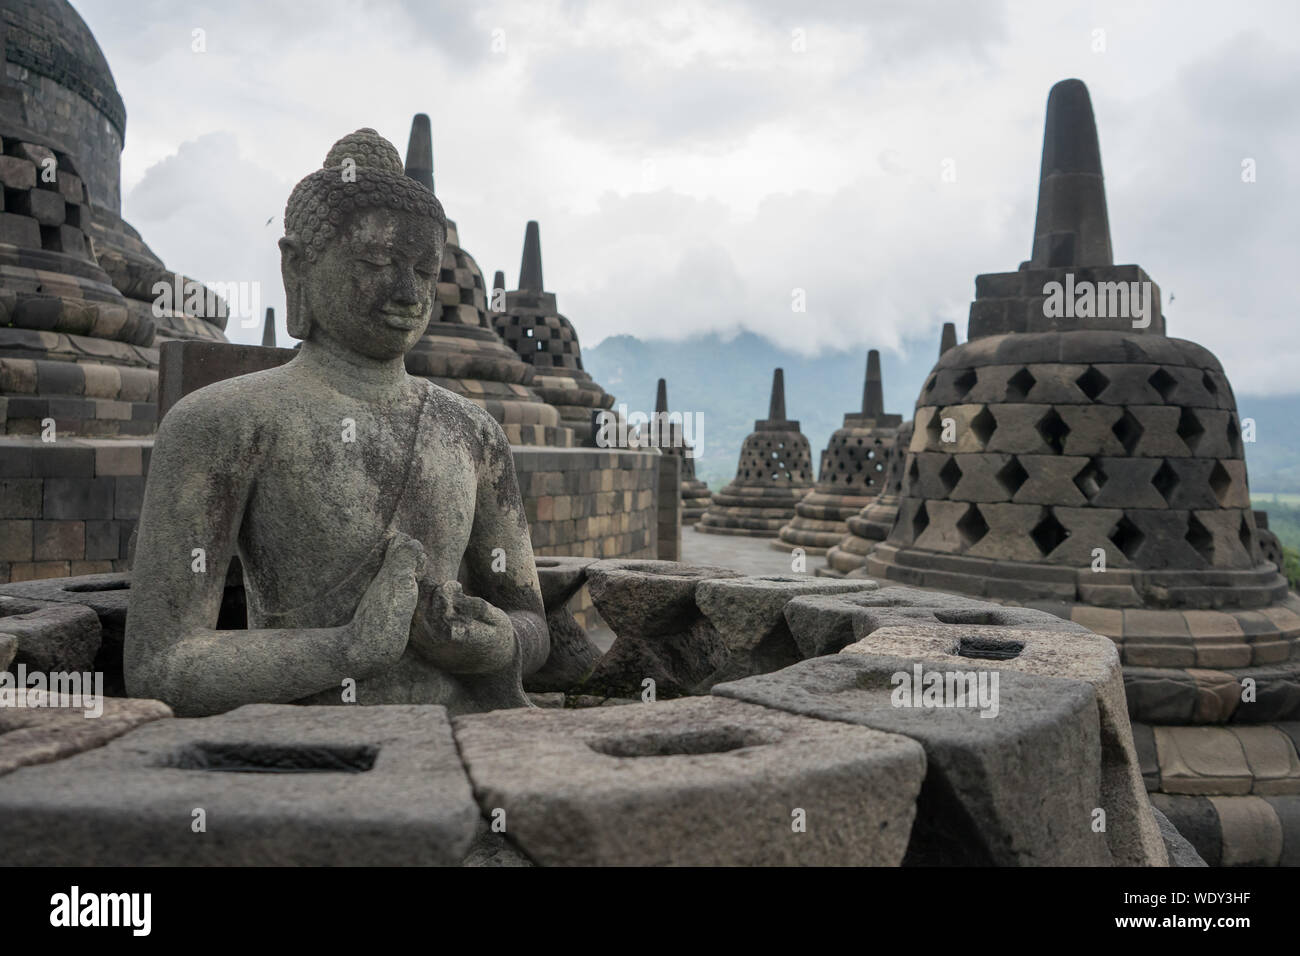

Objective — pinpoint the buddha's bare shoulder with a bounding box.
[409,375,513,460]
[154,365,300,452]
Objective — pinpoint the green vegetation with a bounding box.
[1251,497,1300,588]
[1284,547,1300,591]
[1252,496,1300,552]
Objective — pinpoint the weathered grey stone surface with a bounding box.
[452,694,926,866]
[564,694,638,708]
[0,573,128,643]
[526,692,565,708]
[0,693,172,777]
[0,704,478,865]
[784,585,990,659]
[694,575,878,689]
[526,556,601,693]
[786,580,1169,859]
[836,599,1167,865]
[0,572,131,691]
[1149,793,1222,865]
[460,819,535,867]
[580,560,741,697]
[1157,794,1284,866]
[0,634,14,671]
[0,596,101,673]
[1124,662,1300,726]
[714,653,1112,865]
[1150,804,1208,866]
[123,130,549,718]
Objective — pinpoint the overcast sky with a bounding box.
[73,0,1300,396]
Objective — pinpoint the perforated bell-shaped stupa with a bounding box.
[696,368,813,537]
[0,0,228,442]
[776,350,902,554]
[399,115,572,447]
[865,79,1300,866]
[0,0,231,583]
[489,221,615,444]
[822,324,958,576]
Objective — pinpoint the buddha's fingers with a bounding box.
[346,533,425,675]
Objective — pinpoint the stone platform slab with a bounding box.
[0,703,478,865]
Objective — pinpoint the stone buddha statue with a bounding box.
[124,130,548,717]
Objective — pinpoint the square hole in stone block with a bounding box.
[957,636,1024,660]
[1006,367,1036,401]
[1109,514,1145,561]
[162,742,378,773]
[1147,367,1177,401]
[1076,365,1110,401]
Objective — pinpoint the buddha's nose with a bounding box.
[391,268,420,305]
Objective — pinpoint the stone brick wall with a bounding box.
[0,437,146,581]
[0,439,667,588]
[514,446,663,630]
[514,447,659,560]
[656,452,681,561]
[0,339,670,601]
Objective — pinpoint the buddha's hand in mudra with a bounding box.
[345,532,426,677]
[410,580,517,674]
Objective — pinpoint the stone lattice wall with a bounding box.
[0,130,159,438]
[697,424,814,537]
[891,333,1256,579]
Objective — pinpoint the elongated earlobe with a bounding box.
[286,286,312,340]
[280,235,314,340]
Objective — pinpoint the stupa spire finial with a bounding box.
[519,221,544,292]
[768,368,786,421]
[403,113,434,193]
[862,350,884,417]
[1029,79,1112,269]
[261,307,276,348]
[940,321,957,356]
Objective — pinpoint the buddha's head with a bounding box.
[280,129,447,360]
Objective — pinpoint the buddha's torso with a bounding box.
[215,362,512,711]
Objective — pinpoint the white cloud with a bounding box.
[69,0,1300,395]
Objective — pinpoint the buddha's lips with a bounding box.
[380,309,427,330]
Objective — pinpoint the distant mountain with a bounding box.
[583,332,1300,497]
